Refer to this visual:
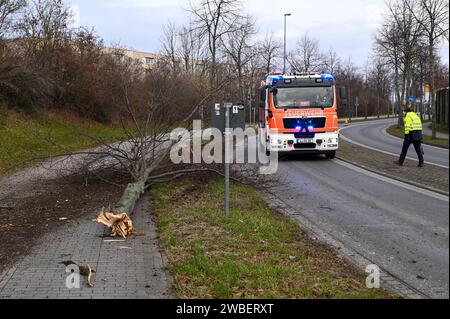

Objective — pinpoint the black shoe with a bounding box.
[394,161,403,166]
[418,163,424,167]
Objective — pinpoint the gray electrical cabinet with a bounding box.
[211,103,246,133]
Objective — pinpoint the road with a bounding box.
[247,119,449,298]
[2,122,448,299]
[270,154,449,299]
[339,118,449,168]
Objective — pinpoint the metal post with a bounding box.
[224,103,232,217]
[283,13,291,74]
[249,91,252,125]
[199,105,204,130]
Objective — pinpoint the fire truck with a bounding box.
[258,72,347,159]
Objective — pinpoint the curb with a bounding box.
[260,191,429,299]
[336,156,449,197]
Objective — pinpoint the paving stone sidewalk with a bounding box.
[0,196,174,299]
[338,140,449,193]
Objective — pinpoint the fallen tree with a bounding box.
[9,66,277,238]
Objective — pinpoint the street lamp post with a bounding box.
[283,13,292,74]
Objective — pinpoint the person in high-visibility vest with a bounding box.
[395,107,424,167]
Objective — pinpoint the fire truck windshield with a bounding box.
[273,86,334,109]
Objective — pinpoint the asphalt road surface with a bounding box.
[246,124,449,298]
[339,118,449,168]
[272,154,449,298]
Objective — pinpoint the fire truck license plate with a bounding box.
[297,138,313,143]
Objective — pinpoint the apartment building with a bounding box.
[103,47,164,70]
[103,47,209,74]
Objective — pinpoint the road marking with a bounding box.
[334,159,449,202]
[340,127,449,169]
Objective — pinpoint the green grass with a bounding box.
[0,110,129,175]
[151,177,396,299]
[428,123,449,135]
[338,115,391,124]
[387,124,449,148]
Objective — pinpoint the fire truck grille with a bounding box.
[283,117,326,129]
[293,132,315,138]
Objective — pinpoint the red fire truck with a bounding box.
[258,72,347,159]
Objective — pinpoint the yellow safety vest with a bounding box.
[404,112,422,135]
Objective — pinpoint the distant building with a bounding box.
[103,47,164,70]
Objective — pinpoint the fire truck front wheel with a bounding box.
[325,151,336,159]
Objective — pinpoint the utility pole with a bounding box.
[224,102,232,217]
[283,13,292,74]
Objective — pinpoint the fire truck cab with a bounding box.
[258,72,346,159]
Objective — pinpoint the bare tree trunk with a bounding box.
[377,92,380,119]
[394,68,402,125]
[429,42,436,139]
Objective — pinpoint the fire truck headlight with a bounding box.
[271,139,282,145]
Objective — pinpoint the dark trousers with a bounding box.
[399,136,424,164]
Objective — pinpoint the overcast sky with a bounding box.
[69,0,449,69]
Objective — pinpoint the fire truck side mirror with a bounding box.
[259,88,266,108]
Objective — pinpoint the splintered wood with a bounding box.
[96,210,134,238]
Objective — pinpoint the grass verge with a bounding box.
[428,123,449,135]
[0,110,129,175]
[387,125,448,149]
[150,176,396,299]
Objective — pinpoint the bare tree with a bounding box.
[368,57,392,118]
[15,0,72,70]
[161,21,180,74]
[221,15,256,104]
[406,0,449,138]
[288,33,324,73]
[335,57,362,119]
[178,25,205,73]
[411,43,430,119]
[258,32,281,74]
[375,16,405,124]
[389,0,424,115]
[0,0,25,38]
[322,47,341,74]
[189,0,244,90]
